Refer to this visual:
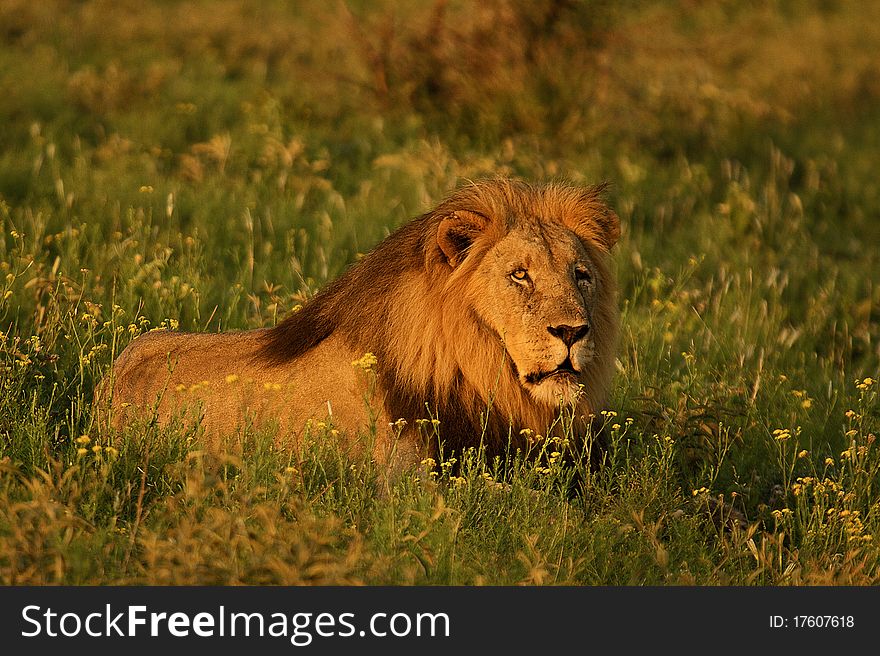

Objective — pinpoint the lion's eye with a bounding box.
[575,267,592,284]
[510,269,530,283]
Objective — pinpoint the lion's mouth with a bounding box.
[525,357,579,385]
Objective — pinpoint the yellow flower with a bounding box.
[76,448,88,457]
[798,449,809,458]
[351,352,377,371]
[75,435,91,445]
[91,445,102,454]
[824,457,834,466]
[225,374,239,384]
[105,446,119,458]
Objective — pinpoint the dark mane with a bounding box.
[257,287,337,364]
[379,368,520,461]
[256,203,519,456]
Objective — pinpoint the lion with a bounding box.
[103,178,620,475]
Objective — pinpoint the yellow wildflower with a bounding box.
[772,428,791,441]
[351,352,378,371]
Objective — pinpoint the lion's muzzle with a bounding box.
[546,323,590,347]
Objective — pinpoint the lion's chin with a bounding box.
[525,375,584,407]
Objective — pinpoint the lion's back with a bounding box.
[102,329,269,426]
[99,327,373,444]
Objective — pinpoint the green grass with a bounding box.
[1,0,879,585]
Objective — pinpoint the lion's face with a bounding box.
[472,223,604,406]
[432,180,619,413]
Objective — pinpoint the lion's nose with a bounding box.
[547,323,590,348]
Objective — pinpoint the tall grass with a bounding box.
[1,0,879,584]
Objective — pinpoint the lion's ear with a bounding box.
[437,210,489,267]
[591,205,620,251]
[566,186,620,252]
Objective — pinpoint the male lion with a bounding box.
[104,178,620,475]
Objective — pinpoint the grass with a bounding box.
[1,0,879,585]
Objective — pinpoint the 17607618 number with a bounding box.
[770,615,855,629]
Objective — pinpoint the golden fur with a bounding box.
[103,178,620,473]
